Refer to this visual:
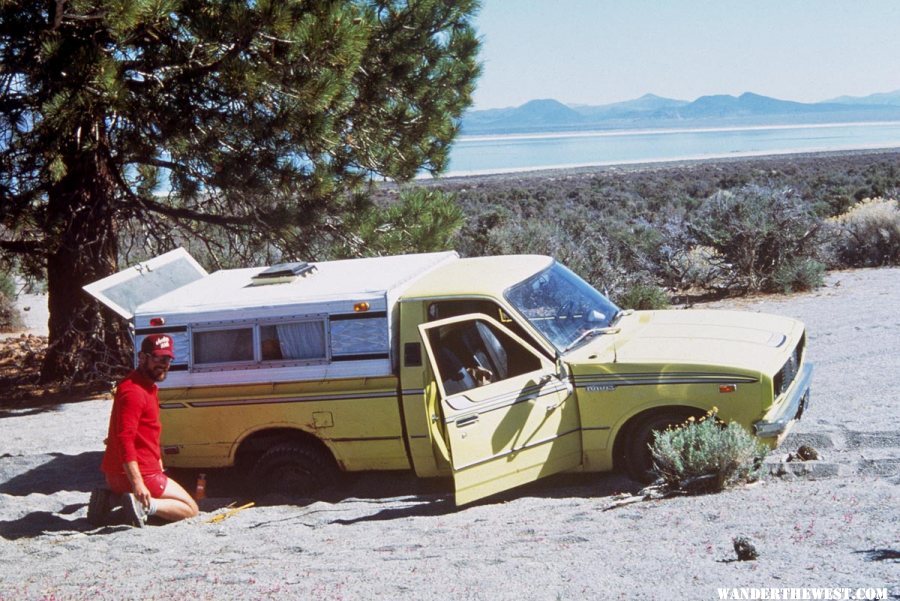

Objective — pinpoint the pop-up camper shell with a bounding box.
[85,248,458,388]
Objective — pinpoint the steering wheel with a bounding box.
[467,365,494,386]
[555,300,575,321]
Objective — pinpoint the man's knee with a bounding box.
[160,478,200,517]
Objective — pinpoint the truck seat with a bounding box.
[437,347,477,395]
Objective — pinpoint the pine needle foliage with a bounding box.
[0,0,481,381]
[342,187,464,257]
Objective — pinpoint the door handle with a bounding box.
[456,415,479,428]
[545,396,567,412]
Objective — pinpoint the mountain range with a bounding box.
[461,90,900,135]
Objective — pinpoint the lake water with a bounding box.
[444,122,900,177]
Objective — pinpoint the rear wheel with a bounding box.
[622,411,696,484]
[251,443,337,498]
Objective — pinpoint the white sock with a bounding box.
[147,499,158,516]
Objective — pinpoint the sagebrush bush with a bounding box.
[827,197,900,266]
[686,185,825,292]
[0,271,14,298]
[650,409,768,492]
[456,212,630,297]
[616,283,670,310]
[0,271,23,332]
[378,154,900,298]
[771,258,826,293]
[662,245,728,290]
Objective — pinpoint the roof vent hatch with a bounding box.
[249,262,317,286]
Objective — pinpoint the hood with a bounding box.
[566,309,803,375]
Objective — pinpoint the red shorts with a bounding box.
[105,471,168,498]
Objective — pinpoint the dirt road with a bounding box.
[1,268,897,600]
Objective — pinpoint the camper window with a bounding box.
[193,327,254,365]
[260,321,327,361]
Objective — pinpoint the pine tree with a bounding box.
[0,0,481,382]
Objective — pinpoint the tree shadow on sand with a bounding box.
[0,451,112,539]
[0,508,111,540]
[0,451,105,495]
[0,505,136,540]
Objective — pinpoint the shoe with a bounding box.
[122,493,148,528]
[87,487,114,526]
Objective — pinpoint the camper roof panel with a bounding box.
[136,251,458,317]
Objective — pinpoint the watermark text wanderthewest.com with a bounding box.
[717,588,889,600]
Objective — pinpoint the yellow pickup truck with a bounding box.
[85,249,812,505]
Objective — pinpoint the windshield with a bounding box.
[505,262,621,354]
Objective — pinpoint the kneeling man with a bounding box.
[101,334,198,526]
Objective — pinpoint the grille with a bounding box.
[774,333,805,396]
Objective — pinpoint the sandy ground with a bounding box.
[1,268,898,600]
[0,291,49,339]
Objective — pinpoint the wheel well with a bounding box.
[611,406,704,472]
[234,428,336,472]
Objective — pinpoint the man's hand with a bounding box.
[132,480,152,509]
[124,460,152,508]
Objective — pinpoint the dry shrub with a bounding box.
[465,215,628,295]
[650,409,768,493]
[687,185,824,293]
[828,197,900,266]
[0,272,23,332]
[772,258,826,293]
[664,245,728,290]
[616,283,670,310]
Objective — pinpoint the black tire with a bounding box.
[622,411,696,484]
[251,443,337,498]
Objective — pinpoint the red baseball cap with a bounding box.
[141,334,175,359]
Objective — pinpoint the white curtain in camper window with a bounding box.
[276,321,326,360]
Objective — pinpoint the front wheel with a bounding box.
[622,411,696,484]
[251,443,337,498]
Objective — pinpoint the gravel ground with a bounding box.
[0,268,898,600]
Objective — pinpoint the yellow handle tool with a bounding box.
[205,502,255,524]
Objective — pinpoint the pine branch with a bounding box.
[0,238,44,255]
[138,197,251,228]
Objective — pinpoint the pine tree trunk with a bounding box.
[39,146,129,384]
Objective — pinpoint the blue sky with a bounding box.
[471,1,900,109]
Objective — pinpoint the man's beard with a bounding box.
[141,361,169,382]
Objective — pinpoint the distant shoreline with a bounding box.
[421,146,900,186]
[456,120,900,143]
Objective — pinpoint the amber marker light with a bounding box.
[353,302,370,312]
[719,384,737,393]
[150,317,166,326]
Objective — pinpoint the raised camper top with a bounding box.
[84,249,458,387]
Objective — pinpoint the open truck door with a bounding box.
[418,314,582,505]
[82,248,208,320]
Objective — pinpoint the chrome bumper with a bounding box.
[754,362,813,438]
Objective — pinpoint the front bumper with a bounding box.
[754,362,813,440]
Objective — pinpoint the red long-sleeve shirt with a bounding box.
[101,370,162,476]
